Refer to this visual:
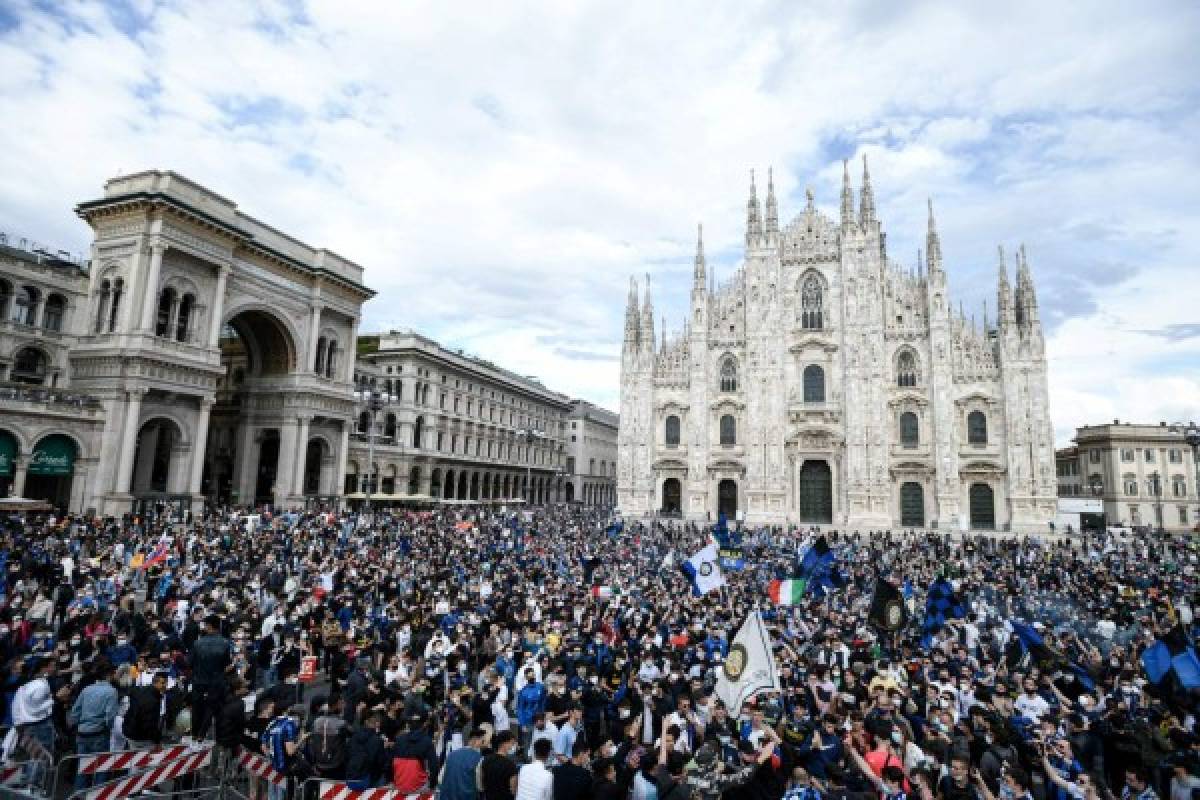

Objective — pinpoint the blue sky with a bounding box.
[1,1,1198,443]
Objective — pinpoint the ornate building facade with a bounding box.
[0,171,616,515]
[618,160,1057,531]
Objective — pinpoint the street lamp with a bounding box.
[355,387,392,514]
[515,428,544,505]
[1148,470,1163,533]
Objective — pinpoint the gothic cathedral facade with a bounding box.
[617,159,1057,531]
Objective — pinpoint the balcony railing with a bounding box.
[0,383,103,409]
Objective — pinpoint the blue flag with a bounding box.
[921,577,967,647]
[1142,624,1200,691]
[794,536,842,598]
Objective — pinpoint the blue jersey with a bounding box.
[262,715,299,772]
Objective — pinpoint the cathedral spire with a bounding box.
[858,154,876,228]
[925,197,943,275]
[840,159,855,230]
[765,167,779,237]
[1017,243,1040,327]
[746,169,762,245]
[693,223,706,288]
[641,272,655,348]
[996,245,1013,327]
[624,276,640,348]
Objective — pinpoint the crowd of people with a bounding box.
[0,503,1197,800]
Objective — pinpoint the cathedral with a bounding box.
[617,158,1057,531]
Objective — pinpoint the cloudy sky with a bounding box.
[1,0,1197,442]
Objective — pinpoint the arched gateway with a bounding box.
[73,171,374,515]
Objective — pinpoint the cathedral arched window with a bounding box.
[800,274,824,330]
[719,415,736,446]
[803,365,825,403]
[719,357,737,392]
[896,350,918,387]
[900,412,919,447]
[665,415,681,447]
[967,411,988,445]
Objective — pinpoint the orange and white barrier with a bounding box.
[236,749,287,787]
[318,781,434,800]
[82,746,211,800]
[78,744,192,775]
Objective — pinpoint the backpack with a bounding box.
[309,720,347,773]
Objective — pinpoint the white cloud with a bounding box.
[0,0,1197,430]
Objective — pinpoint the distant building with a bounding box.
[1071,420,1199,531]
[1055,446,1083,497]
[349,330,575,504]
[566,399,618,506]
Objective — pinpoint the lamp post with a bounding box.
[355,387,391,516]
[1149,470,1163,533]
[515,428,544,506]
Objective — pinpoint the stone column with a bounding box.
[207,265,232,347]
[114,390,145,494]
[276,418,299,509]
[138,245,165,333]
[334,421,351,504]
[291,415,312,497]
[12,456,28,498]
[232,422,258,505]
[167,443,191,494]
[343,317,360,382]
[189,399,214,498]
[305,305,323,374]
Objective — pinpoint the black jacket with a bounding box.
[190,634,232,688]
[122,686,163,742]
[214,695,247,749]
[346,725,387,784]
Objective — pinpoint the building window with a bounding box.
[11,286,38,326]
[1172,476,1187,497]
[967,411,988,445]
[1090,449,1101,463]
[1181,507,1189,524]
[43,294,65,332]
[896,351,918,387]
[1145,449,1155,463]
[1120,448,1134,462]
[665,415,681,447]
[413,417,424,449]
[566,456,575,473]
[1124,474,1138,496]
[719,414,736,446]
[436,432,444,451]
[1088,474,1104,494]
[357,412,369,434]
[719,357,737,392]
[11,347,48,385]
[175,294,193,341]
[800,274,823,329]
[1169,449,1182,463]
[899,412,919,447]
[803,365,825,403]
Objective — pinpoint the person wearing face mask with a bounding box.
[480,730,521,800]
[105,632,137,667]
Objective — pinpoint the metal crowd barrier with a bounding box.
[62,743,212,800]
[302,778,436,800]
[0,725,55,796]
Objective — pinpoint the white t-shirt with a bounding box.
[515,761,554,800]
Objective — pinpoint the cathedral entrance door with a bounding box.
[798,460,832,523]
[717,479,737,518]
[900,482,925,527]
[969,483,995,529]
[661,478,681,513]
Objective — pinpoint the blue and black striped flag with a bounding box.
[794,536,843,598]
[921,577,967,646]
[1142,623,1200,691]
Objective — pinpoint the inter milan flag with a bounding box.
[795,536,843,598]
[921,577,967,646]
[868,579,908,632]
[1142,623,1200,690]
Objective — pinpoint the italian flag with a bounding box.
[591,586,614,599]
[768,578,807,606]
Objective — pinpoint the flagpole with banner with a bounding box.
[715,610,782,714]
